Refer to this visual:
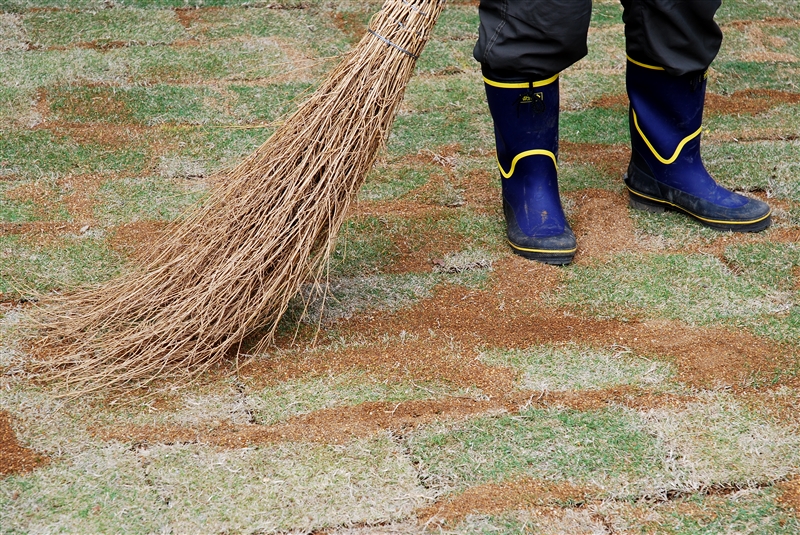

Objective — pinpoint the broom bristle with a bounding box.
[28,0,448,396]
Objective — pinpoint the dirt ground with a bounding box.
[0,410,49,477]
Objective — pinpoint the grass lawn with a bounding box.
[1,0,800,533]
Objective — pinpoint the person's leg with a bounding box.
[474,0,593,79]
[474,0,591,263]
[621,0,771,231]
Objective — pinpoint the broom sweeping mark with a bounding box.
[27,0,448,397]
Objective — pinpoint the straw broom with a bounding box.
[29,0,447,395]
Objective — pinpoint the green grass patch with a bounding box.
[430,5,479,42]
[559,162,622,191]
[724,242,800,293]
[441,211,506,252]
[410,394,800,501]
[23,8,186,48]
[93,175,206,223]
[590,2,623,27]
[0,182,39,222]
[752,307,800,347]
[558,252,781,326]
[706,104,800,140]
[0,48,125,89]
[388,107,492,157]
[301,272,442,324]
[182,6,349,57]
[480,344,674,391]
[414,38,477,74]
[408,406,665,497]
[330,216,397,277]
[648,488,800,535]
[0,234,124,296]
[0,86,34,126]
[0,128,148,178]
[628,207,722,249]
[228,82,314,123]
[114,40,294,84]
[717,0,800,23]
[155,125,269,176]
[702,140,800,202]
[50,84,230,125]
[359,163,433,201]
[110,84,229,126]
[403,72,484,115]
[711,61,800,93]
[561,107,629,144]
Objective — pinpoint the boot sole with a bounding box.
[507,240,576,265]
[627,187,772,233]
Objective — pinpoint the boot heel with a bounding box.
[628,191,666,213]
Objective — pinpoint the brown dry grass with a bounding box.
[590,89,800,116]
[28,0,448,396]
[418,477,599,526]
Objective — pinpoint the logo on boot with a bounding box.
[517,91,545,115]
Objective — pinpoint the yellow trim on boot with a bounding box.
[497,150,558,179]
[507,239,577,255]
[483,73,559,89]
[626,55,665,71]
[632,110,703,165]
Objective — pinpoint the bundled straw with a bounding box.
[30,0,447,394]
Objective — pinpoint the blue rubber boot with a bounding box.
[624,57,771,232]
[484,69,576,265]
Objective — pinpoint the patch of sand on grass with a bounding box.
[46,85,133,123]
[690,225,800,260]
[0,222,85,246]
[108,221,170,258]
[93,386,694,447]
[569,188,636,263]
[779,477,800,518]
[329,256,794,390]
[705,129,800,143]
[332,10,372,45]
[49,123,146,149]
[0,410,49,477]
[418,477,599,527]
[706,90,800,116]
[3,182,57,220]
[173,6,219,29]
[460,167,499,214]
[244,337,519,397]
[560,141,629,177]
[94,397,502,446]
[725,18,800,30]
[58,173,109,222]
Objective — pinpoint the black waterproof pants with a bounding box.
[473,0,722,79]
